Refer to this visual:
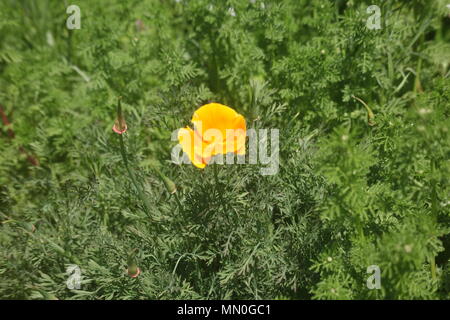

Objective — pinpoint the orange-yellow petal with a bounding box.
[177,103,246,167]
[177,127,207,168]
[192,103,246,142]
[210,129,246,155]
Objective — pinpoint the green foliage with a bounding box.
[0,0,449,299]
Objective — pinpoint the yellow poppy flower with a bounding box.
[178,103,246,168]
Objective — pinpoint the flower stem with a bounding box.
[173,192,183,208]
[213,164,226,210]
[429,158,438,281]
[430,255,437,280]
[213,163,220,186]
[119,133,152,218]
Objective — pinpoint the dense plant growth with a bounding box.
[0,0,449,299]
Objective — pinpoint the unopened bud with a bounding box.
[127,265,141,278]
[36,289,58,300]
[112,97,127,134]
[163,175,177,194]
[126,249,141,278]
[5,220,36,233]
[19,221,36,233]
[158,171,177,194]
[352,95,376,127]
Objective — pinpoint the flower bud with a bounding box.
[35,289,58,300]
[112,97,127,134]
[160,173,177,194]
[126,249,141,278]
[127,265,141,278]
[19,221,36,233]
[352,95,376,127]
[5,220,36,233]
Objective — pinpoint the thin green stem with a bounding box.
[429,158,438,281]
[213,163,220,186]
[213,164,226,211]
[430,256,437,280]
[173,192,183,208]
[414,58,422,93]
[67,29,72,64]
[119,133,152,218]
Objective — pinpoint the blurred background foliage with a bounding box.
[0,0,449,299]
